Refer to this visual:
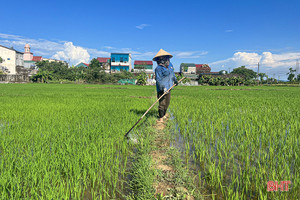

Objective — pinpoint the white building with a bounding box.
[43,58,67,64]
[180,63,196,74]
[0,45,24,74]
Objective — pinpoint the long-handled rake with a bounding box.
[125,77,185,140]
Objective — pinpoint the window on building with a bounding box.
[120,57,123,62]
[7,58,10,60]
[112,57,115,62]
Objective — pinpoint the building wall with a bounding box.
[99,62,110,71]
[181,66,196,74]
[0,46,17,74]
[43,58,67,65]
[0,74,30,83]
[24,52,33,61]
[111,66,129,72]
[187,67,196,74]
[24,61,36,68]
[180,63,196,74]
[134,64,153,70]
[16,52,24,67]
[111,53,132,71]
[133,69,153,73]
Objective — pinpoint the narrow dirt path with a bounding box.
[151,115,195,200]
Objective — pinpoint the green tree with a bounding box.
[136,72,147,85]
[175,74,190,84]
[230,66,257,80]
[31,70,53,83]
[89,58,102,69]
[67,67,87,82]
[219,70,228,75]
[36,60,69,80]
[0,57,3,64]
[287,67,296,82]
[258,73,266,82]
[297,74,300,82]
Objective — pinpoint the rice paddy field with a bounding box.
[0,84,299,199]
[0,84,156,199]
[169,86,300,199]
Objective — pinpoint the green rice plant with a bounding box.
[0,84,156,199]
[169,86,300,199]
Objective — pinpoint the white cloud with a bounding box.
[209,51,300,78]
[225,30,233,32]
[0,33,23,40]
[231,52,261,68]
[0,33,110,64]
[173,51,208,59]
[0,32,159,64]
[260,52,274,66]
[0,33,64,54]
[52,42,90,65]
[133,51,156,60]
[136,24,150,30]
[87,48,110,57]
[103,46,114,50]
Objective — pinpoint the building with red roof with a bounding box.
[97,57,111,73]
[134,60,153,66]
[133,60,154,78]
[75,62,89,68]
[195,64,211,74]
[97,57,110,63]
[134,60,153,71]
[32,56,42,62]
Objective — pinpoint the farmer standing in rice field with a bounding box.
[153,49,178,123]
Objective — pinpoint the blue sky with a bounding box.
[1,0,300,79]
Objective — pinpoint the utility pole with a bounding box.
[256,62,260,84]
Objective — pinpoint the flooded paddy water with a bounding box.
[167,85,299,199]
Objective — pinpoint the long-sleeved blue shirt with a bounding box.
[155,62,177,92]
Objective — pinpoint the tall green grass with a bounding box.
[169,86,299,199]
[0,84,155,199]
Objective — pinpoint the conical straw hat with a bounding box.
[153,49,173,61]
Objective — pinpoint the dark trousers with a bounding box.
[157,91,171,118]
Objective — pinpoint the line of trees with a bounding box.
[198,66,300,86]
[199,66,258,86]
[30,61,300,85]
[287,67,300,82]
[31,59,135,83]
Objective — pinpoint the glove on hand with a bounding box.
[175,80,179,86]
[163,88,168,93]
